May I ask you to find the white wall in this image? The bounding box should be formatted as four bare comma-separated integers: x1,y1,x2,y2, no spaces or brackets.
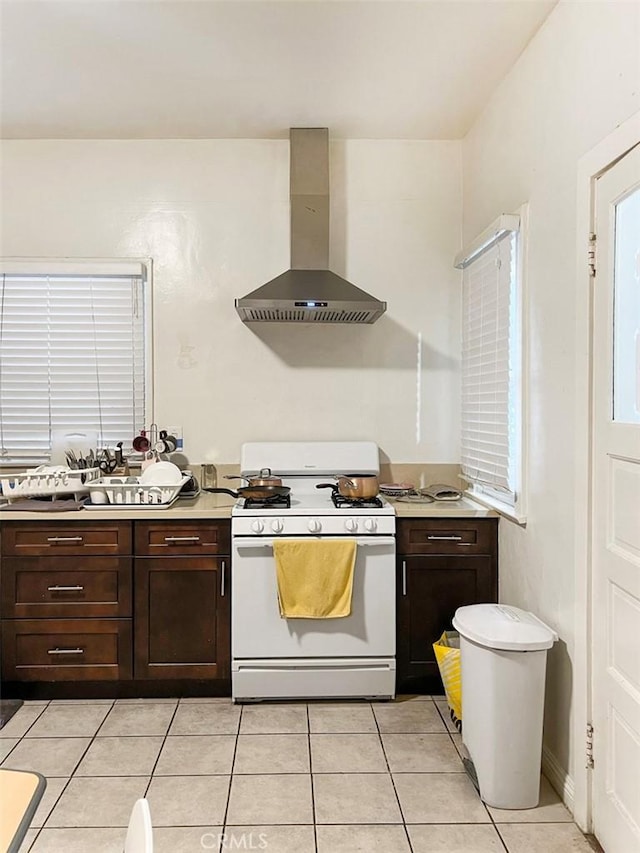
462,0,639,791
0,139,462,464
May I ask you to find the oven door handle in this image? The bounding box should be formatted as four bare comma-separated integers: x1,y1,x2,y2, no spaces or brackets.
233,537,396,549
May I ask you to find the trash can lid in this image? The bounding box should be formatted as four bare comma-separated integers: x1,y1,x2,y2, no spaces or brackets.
452,604,558,651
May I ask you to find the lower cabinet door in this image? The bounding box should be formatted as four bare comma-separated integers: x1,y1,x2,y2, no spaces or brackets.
134,556,230,680
396,554,497,691
1,619,132,681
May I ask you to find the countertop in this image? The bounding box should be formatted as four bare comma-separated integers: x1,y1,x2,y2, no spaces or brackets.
0,492,495,521
388,495,497,518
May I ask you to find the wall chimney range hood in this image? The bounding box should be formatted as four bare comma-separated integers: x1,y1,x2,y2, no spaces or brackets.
235,128,387,324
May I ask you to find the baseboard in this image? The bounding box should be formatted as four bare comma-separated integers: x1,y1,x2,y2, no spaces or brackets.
542,744,575,814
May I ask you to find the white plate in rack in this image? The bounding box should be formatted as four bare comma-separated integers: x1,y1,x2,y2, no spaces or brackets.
139,461,183,485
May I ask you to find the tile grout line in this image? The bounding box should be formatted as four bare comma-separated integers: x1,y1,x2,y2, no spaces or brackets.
493,820,513,853
375,699,416,850
68,700,117,776
5,701,48,738
219,701,243,853
482,777,512,853
143,700,182,800
306,703,318,853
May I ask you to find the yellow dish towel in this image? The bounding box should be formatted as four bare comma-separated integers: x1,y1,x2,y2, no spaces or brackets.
273,539,357,619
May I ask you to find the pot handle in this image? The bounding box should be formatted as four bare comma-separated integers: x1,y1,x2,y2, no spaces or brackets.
315,483,338,491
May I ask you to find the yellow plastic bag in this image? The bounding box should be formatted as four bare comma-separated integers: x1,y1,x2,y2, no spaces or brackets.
433,630,462,732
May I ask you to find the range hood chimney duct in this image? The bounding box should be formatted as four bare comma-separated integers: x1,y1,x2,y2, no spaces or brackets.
235,128,387,324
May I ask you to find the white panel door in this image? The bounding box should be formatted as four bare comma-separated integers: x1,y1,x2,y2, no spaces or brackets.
593,142,640,853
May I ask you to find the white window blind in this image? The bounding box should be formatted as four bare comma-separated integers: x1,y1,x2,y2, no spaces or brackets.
458,222,520,506
0,266,147,463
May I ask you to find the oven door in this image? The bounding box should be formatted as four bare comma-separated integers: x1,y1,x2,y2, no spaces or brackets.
232,536,396,659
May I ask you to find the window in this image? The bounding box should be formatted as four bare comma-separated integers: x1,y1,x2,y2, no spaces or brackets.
0,260,150,464
455,210,526,522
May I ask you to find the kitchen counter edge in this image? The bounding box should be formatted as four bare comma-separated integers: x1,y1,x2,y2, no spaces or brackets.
0,493,496,521
0,492,236,521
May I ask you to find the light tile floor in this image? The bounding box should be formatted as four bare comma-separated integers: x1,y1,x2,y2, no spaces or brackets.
0,696,597,853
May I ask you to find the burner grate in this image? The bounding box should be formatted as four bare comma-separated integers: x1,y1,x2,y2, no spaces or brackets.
243,494,291,510
331,493,384,509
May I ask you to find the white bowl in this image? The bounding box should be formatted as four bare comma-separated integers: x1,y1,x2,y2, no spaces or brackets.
139,461,183,486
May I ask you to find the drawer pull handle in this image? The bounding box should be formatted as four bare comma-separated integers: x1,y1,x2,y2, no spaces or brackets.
163,536,201,543
47,585,84,592
47,647,84,655
427,535,463,541
46,536,84,543
221,560,226,597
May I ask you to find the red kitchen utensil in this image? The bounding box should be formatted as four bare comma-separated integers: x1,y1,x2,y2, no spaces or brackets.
132,431,150,452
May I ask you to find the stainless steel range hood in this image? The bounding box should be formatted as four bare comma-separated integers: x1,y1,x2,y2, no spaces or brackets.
235,128,386,324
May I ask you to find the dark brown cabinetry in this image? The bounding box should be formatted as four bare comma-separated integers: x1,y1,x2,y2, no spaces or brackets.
1,517,231,695
134,521,230,680
1,521,133,681
396,517,498,694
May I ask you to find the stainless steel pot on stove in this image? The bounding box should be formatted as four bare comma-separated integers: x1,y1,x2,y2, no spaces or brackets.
224,467,282,487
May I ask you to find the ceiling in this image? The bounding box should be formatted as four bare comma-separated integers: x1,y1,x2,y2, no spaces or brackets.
1,0,557,140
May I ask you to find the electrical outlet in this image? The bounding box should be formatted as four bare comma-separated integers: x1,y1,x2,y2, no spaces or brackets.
165,426,183,451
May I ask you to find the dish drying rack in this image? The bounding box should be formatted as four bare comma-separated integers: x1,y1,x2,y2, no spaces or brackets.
86,475,191,508
0,467,101,502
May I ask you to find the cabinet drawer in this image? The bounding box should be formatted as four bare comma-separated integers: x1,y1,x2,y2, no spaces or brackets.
135,521,230,556
1,556,132,619
397,518,498,555
1,522,132,557
1,619,132,681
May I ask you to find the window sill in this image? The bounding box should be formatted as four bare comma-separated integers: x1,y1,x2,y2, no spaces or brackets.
464,489,527,526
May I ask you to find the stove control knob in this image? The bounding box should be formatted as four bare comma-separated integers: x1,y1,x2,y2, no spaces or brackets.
364,518,378,532
344,518,358,533
271,518,284,533
308,518,322,533
251,519,265,533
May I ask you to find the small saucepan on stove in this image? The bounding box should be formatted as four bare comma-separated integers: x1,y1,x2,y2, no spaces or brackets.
316,474,380,499
224,468,282,487
204,484,291,501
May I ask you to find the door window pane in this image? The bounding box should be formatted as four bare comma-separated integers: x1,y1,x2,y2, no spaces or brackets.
613,186,640,423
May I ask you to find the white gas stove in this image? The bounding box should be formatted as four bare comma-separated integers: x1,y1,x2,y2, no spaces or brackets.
230,441,397,702
231,440,395,536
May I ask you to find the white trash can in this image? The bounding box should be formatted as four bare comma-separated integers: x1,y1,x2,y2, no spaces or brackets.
452,603,558,809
